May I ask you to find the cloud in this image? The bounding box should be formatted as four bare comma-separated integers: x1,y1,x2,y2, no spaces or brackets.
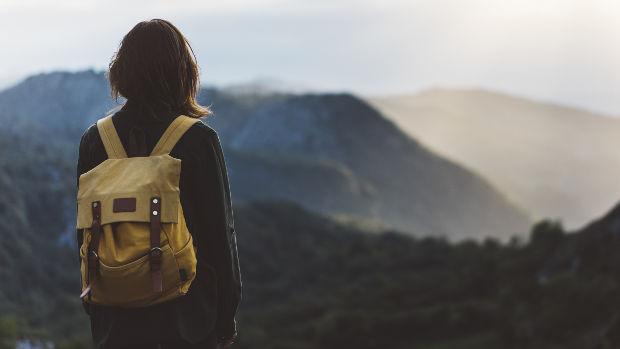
0,0,618,114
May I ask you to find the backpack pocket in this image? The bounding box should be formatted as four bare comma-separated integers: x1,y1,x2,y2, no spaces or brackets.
173,235,198,294
93,243,181,306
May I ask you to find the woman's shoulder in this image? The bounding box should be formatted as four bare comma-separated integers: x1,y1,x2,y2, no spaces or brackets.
188,117,217,135
79,122,101,149
184,117,221,145
79,111,124,149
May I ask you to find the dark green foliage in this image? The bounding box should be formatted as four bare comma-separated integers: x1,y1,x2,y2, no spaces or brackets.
230,202,620,349
0,316,23,349
3,162,620,349
0,129,88,345
1,130,620,349
233,202,505,349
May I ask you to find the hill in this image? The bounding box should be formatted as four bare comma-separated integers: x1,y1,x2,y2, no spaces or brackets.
369,89,620,228
204,90,530,239
0,70,115,136
0,71,531,239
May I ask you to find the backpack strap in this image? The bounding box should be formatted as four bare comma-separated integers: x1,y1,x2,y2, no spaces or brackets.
150,115,201,156
149,196,163,293
96,115,128,159
81,200,102,301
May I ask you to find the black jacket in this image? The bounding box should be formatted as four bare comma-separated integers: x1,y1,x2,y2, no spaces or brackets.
76,100,241,347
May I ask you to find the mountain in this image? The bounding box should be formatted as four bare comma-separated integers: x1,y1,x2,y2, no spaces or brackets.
369,89,620,229
205,90,531,239
0,71,531,239
0,70,118,136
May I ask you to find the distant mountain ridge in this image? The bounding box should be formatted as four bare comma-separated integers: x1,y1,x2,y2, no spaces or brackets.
0,70,118,134
370,89,620,229
0,70,531,239
206,91,531,238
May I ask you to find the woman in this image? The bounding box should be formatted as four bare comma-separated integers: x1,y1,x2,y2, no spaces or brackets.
76,19,241,349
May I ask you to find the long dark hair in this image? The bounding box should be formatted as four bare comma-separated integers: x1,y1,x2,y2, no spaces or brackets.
108,19,210,118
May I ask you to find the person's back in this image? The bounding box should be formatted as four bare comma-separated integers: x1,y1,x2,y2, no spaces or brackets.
75,19,241,349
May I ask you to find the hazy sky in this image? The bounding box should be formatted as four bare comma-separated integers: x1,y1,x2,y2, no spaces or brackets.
0,0,618,115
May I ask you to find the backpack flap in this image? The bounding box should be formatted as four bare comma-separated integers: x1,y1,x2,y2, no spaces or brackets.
76,155,182,228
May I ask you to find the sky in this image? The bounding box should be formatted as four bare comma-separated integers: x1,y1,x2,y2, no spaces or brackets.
0,0,619,115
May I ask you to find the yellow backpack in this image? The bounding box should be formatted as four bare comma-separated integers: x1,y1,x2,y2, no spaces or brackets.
77,114,199,307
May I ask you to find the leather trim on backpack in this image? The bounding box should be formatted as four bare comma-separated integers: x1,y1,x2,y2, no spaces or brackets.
149,196,163,293
84,201,102,300
113,197,137,212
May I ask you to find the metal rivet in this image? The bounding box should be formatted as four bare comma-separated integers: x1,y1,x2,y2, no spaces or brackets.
153,210,158,216
152,198,158,204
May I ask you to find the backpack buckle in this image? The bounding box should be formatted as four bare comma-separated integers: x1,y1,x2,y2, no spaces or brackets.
88,250,99,271
149,247,164,293
149,247,163,270
149,246,163,258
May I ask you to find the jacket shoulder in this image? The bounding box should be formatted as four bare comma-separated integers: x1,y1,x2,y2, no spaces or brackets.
189,118,217,136
79,122,101,147
80,110,123,148
183,118,220,145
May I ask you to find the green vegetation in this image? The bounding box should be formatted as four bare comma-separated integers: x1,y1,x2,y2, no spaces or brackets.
1,128,619,348
0,131,88,344
2,136,620,349
232,203,620,349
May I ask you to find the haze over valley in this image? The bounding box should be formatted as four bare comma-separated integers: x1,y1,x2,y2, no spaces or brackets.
371,90,620,229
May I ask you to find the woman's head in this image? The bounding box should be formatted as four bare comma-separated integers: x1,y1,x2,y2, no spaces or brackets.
108,19,210,117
